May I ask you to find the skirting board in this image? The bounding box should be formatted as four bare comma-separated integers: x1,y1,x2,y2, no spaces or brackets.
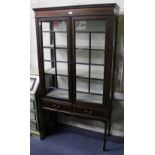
59,119,124,137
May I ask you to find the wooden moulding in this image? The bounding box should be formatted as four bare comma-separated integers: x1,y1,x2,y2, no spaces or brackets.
33,4,119,17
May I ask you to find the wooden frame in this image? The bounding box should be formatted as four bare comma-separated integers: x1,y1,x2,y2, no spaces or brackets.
33,3,119,151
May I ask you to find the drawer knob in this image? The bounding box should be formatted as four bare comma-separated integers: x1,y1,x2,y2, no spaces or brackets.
89,111,93,114
53,104,56,107
56,105,60,109
84,110,88,113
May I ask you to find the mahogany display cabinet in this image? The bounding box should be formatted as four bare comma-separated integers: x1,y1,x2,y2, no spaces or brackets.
33,3,119,150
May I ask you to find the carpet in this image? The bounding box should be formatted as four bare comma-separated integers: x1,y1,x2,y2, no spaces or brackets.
30,124,124,155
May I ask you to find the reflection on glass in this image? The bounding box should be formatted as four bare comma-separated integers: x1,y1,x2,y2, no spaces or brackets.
75,20,106,32
42,21,67,32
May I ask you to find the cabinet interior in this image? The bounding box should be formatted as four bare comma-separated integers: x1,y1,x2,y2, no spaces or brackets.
42,20,106,104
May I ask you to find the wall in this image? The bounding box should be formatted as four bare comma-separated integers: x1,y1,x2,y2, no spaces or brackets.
30,0,124,136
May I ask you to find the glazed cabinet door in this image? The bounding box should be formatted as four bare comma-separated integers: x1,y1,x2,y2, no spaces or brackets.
37,18,72,102
72,17,108,106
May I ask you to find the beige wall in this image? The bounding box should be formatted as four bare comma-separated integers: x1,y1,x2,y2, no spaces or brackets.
30,0,124,136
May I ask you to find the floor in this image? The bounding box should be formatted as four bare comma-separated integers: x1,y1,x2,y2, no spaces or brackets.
30,124,124,155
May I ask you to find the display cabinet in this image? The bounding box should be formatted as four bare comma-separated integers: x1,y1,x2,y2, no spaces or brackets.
33,3,119,150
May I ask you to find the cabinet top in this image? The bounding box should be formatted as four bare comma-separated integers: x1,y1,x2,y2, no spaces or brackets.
33,3,119,17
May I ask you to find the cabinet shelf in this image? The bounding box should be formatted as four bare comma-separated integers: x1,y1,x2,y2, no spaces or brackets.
45,68,104,80
76,31,106,33
44,60,104,66
43,31,105,33
46,89,102,104
43,44,105,51
45,87,102,96
76,48,105,51
76,44,105,51
43,45,67,49
43,31,66,33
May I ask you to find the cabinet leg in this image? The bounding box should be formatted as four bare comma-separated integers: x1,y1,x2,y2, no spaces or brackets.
103,122,108,151
108,120,111,136
108,108,112,136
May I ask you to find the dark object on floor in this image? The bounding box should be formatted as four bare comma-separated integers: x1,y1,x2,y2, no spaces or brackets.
30,125,124,155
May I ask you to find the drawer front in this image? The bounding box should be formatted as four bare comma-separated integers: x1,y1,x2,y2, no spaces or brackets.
30,122,37,130
42,101,71,112
30,112,36,120
30,100,35,110
73,106,109,119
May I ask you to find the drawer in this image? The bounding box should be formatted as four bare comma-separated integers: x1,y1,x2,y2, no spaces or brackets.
73,106,109,119
30,100,35,110
42,101,71,112
30,112,36,120
30,121,37,130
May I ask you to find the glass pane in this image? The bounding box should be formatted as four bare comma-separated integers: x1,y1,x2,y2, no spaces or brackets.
56,49,67,61
76,64,89,78
42,21,67,31
42,21,69,100
75,20,106,32
76,78,88,93
42,22,50,31
76,33,89,49
91,50,104,64
76,49,89,63
90,80,103,94
43,48,51,60
91,65,104,79
57,76,68,89
91,33,105,49
55,33,67,47
75,20,106,104
76,93,102,104
57,62,68,75
42,33,50,46
53,21,67,31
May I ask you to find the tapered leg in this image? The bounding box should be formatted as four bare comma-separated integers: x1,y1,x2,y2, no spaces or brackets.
108,108,112,136
108,120,111,136
103,122,108,151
